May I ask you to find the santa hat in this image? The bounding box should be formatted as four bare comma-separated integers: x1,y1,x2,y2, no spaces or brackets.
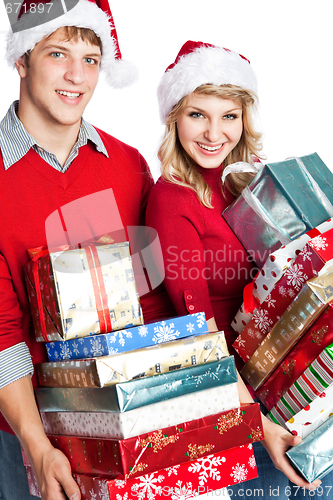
6,0,137,88
157,40,258,122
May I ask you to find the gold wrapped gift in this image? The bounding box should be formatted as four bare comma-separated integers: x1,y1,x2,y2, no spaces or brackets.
37,331,229,387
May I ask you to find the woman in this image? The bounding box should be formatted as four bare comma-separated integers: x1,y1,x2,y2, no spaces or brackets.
146,40,322,497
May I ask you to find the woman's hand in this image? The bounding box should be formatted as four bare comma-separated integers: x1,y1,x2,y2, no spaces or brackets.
261,415,321,491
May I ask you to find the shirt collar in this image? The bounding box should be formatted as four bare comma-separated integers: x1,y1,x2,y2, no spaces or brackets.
0,101,108,170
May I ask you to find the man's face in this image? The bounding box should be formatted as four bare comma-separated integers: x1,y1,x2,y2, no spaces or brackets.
17,27,101,129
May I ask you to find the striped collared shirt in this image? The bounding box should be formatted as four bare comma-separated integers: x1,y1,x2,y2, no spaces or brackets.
0,101,109,172
0,101,109,388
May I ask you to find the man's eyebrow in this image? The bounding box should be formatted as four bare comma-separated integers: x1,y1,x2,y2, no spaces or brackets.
42,44,101,58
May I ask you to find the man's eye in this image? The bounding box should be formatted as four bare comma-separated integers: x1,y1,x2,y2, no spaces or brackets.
51,52,63,58
85,58,98,65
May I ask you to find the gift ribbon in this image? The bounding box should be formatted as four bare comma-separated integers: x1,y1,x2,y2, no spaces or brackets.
84,245,112,334
221,161,261,184
243,279,260,315
28,235,114,341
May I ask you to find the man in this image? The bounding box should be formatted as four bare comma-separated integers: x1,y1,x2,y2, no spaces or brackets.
0,1,174,499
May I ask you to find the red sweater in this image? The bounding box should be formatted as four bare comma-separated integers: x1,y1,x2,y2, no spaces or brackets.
0,128,175,434
146,165,256,363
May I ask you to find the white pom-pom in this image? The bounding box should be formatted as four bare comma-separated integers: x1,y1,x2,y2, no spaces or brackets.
104,59,139,89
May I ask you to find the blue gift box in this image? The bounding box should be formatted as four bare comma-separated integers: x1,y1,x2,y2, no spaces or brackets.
45,312,207,361
35,356,237,413
223,153,333,266
286,417,333,483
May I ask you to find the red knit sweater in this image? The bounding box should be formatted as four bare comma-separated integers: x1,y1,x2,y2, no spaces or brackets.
146,165,256,364
0,128,174,434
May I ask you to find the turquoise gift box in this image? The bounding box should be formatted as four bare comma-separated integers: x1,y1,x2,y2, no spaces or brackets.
35,356,237,413
222,153,333,266
45,312,207,361
286,417,333,483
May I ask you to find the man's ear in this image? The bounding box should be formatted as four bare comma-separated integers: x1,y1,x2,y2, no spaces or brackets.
15,56,28,78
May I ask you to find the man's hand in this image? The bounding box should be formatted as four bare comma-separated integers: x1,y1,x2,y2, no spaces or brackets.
0,375,81,500
28,440,80,500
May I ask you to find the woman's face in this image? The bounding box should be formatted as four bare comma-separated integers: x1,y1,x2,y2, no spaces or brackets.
176,93,243,169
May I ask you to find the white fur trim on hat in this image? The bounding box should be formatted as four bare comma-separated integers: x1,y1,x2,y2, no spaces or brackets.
157,45,258,123
6,0,138,88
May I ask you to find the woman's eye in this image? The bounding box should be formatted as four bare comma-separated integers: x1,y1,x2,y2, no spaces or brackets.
224,114,238,120
189,112,204,118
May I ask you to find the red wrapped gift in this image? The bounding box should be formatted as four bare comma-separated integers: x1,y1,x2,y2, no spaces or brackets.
118,403,263,479
233,231,333,362
31,404,263,479
256,305,333,410
26,444,258,499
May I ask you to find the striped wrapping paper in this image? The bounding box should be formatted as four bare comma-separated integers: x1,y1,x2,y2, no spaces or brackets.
268,343,333,426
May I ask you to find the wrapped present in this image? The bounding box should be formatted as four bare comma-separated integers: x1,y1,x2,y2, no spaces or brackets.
231,218,333,334
268,343,333,426
286,417,333,483
256,306,333,410
29,405,263,479
25,241,143,342
40,382,240,440
234,229,333,362
26,443,258,499
37,331,229,388
117,403,263,479
241,271,333,391
285,384,333,439
45,312,208,361
35,356,238,413
223,153,333,267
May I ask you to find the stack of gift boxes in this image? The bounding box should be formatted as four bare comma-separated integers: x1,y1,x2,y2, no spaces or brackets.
222,152,333,483
23,240,263,499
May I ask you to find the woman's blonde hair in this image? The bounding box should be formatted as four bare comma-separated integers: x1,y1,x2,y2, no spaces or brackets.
158,84,264,208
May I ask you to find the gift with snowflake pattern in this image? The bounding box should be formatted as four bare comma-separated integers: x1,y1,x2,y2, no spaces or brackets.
25,443,258,499
223,153,333,267
37,331,229,388
233,228,333,362
231,218,333,335
35,357,238,413
45,312,208,362
241,270,333,391
256,305,333,410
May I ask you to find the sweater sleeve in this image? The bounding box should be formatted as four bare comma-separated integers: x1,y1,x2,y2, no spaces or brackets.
146,181,215,321
0,253,25,351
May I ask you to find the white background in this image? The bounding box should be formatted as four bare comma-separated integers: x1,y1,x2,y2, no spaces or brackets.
0,0,332,180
